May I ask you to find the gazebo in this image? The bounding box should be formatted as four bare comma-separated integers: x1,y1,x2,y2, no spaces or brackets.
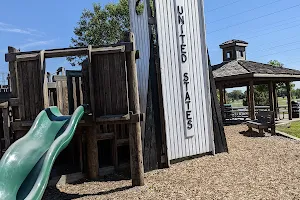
212,40,300,121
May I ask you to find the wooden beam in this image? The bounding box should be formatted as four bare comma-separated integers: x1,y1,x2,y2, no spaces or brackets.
88,45,95,118
218,85,225,120
124,32,144,186
268,81,274,112
45,48,88,58
95,132,115,141
268,81,276,135
91,46,125,55
8,47,20,120
249,80,255,120
117,139,129,147
3,107,10,149
5,43,134,62
223,88,227,104
273,83,278,119
286,82,292,120
86,125,99,180
247,86,251,118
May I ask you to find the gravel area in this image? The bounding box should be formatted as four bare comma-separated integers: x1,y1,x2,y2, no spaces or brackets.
43,125,300,200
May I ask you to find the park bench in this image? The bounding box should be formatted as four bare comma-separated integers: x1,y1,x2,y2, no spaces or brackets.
246,111,275,135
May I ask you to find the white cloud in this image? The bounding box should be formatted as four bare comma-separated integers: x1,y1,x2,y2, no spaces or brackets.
0,22,45,36
18,39,57,50
0,27,32,34
0,22,10,26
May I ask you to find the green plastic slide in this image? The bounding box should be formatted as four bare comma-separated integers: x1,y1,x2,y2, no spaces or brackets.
0,105,86,200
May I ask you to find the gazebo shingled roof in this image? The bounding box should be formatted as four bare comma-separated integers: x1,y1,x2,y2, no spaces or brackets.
212,60,300,85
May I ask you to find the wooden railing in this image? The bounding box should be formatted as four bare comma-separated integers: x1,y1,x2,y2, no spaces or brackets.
47,70,83,115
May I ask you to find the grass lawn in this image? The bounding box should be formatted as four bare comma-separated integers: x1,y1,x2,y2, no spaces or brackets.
277,121,300,138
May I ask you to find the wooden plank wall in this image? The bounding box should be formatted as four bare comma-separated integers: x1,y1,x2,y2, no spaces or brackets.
155,0,214,160
90,53,129,117
129,0,151,132
17,60,44,121
0,103,11,158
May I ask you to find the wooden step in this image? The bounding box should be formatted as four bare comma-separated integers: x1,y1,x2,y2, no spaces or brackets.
95,132,114,141
117,139,129,146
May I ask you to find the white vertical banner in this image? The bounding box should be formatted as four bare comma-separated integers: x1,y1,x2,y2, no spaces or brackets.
154,0,214,160
176,0,195,138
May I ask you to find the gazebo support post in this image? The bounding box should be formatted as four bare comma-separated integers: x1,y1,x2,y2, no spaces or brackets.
219,85,225,120
249,81,255,120
268,81,274,112
247,86,250,118
286,82,292,120
223,88,227,104
273,82,278,120
268,81,276,135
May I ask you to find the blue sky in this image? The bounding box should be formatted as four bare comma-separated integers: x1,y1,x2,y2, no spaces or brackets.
1,0,300,87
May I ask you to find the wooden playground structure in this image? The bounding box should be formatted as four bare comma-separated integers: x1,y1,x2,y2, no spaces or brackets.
1,33,146,186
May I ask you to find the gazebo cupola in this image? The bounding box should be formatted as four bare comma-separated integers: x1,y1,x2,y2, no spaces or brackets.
220,39,248,61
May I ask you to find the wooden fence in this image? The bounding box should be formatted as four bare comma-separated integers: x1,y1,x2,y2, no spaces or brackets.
47,70,83,115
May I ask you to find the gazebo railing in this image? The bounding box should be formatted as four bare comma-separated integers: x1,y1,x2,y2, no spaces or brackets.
223,105,293,120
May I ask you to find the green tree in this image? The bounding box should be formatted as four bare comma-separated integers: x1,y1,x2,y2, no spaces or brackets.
68,0,130,66
227,90,244,101
268,60,284,67
293,88,300,99
250,60,295,105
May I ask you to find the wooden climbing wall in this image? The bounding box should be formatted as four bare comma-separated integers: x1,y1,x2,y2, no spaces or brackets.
89,52,129,117
17,59,45,121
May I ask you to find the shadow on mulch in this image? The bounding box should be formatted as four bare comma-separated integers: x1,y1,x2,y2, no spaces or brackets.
240,130,266,137
224,120,247,126
43,173,132,200
43,185,133,200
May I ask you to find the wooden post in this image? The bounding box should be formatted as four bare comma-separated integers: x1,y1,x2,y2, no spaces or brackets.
86,125,99,180
247,86,251,118
286,82,292,120
219,85,225,120
40,50,49,108
268,81,274,112
268,82,276,135
273,83,278,119
223,88,227,104
249,81,255,120
124,32,145,186
3,107,10,149
8,46,19,119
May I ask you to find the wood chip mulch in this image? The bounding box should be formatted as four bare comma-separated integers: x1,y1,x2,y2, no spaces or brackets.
43,124,300,200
